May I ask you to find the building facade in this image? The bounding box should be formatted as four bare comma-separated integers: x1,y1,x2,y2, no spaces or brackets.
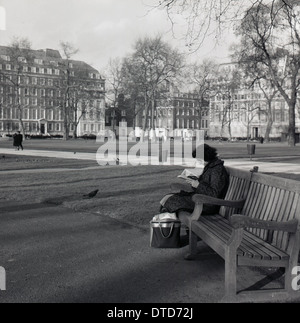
134,92,210,139
208,62,300,140
0,46,105,137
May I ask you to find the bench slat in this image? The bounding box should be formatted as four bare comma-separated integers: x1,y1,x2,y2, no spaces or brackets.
196,215,289,261
219,217,286,261
198,216,288,261
272,191,293,248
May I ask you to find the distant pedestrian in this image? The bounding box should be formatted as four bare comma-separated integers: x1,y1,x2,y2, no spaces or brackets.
13,131,24,151
260,136,264,144
13,133,18,150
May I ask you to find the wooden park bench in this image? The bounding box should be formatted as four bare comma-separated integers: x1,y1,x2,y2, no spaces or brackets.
172,167,300,302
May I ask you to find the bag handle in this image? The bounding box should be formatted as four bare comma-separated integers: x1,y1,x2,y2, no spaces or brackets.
159,222,174,239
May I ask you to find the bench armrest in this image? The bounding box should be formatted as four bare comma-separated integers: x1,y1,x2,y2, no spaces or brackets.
192,194,246,209
230,215,299,233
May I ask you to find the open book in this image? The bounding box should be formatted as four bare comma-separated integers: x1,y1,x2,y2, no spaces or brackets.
177,168,204,180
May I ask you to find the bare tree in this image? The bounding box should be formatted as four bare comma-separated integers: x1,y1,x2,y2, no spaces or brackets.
232,41,279,142
123,36,184,140
210,67,242,139
0,37,32,138
104,58,125,133
257,80,278,142
58,41,79,140
153,0,252,52
236,0,300,146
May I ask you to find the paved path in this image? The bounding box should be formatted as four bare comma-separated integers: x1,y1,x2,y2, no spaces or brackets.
1,148,300,174
1,201,298,303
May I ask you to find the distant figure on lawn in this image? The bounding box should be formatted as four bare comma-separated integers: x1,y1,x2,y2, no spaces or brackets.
13,131,24,151
160,144,229,216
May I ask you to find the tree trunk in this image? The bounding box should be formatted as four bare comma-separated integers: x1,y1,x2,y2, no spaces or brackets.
288,101,296,146
63,105,70,141
17,106,26,140
73,123,77,139
150,97,157,142
264,106,273,143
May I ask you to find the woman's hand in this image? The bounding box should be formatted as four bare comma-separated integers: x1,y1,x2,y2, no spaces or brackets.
186,178,199,189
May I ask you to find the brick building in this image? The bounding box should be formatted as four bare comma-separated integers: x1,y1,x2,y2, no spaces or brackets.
134,92,210,139
0,46,105,137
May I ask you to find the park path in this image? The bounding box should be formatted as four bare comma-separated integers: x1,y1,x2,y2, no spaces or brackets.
1,200,298,303
1,148,300,174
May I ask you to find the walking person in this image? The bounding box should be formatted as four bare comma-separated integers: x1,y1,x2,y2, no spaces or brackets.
13,131,24,151
12,133,18,151
17,131,24,150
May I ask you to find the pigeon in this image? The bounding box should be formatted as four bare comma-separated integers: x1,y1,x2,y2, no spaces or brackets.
83,189,99,199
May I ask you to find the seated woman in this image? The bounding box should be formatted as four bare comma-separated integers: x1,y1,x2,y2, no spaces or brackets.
160,144,229,216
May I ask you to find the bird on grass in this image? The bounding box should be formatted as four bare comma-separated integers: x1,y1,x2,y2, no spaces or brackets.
83,189,99,199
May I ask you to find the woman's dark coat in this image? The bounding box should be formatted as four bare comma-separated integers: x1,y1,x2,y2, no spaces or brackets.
163,158,229,215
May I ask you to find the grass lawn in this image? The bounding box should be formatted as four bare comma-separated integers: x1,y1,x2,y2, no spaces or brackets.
2,138,300,159
0,154,98,171
0,164,184,228
1,154,300,228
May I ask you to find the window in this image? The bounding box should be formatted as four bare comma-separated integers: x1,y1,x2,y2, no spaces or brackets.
55,69,60,75
23,66,28,73
32,77,37,85
34,58,43,65
31,67,36,73
48,79,53,86
0,55,10,61
6,64,11,70
24,109,28,119
41,89,45,97
47,68,52,75
40,78,45,86
32,88,37,96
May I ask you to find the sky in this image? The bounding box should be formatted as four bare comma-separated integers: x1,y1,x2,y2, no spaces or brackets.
0,0,235,75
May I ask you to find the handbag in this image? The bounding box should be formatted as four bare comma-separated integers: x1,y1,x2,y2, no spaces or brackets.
150,213,181,249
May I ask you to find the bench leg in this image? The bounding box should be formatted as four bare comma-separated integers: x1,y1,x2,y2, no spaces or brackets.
285,232,300,293
223,254,238,302
184,230,198,261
